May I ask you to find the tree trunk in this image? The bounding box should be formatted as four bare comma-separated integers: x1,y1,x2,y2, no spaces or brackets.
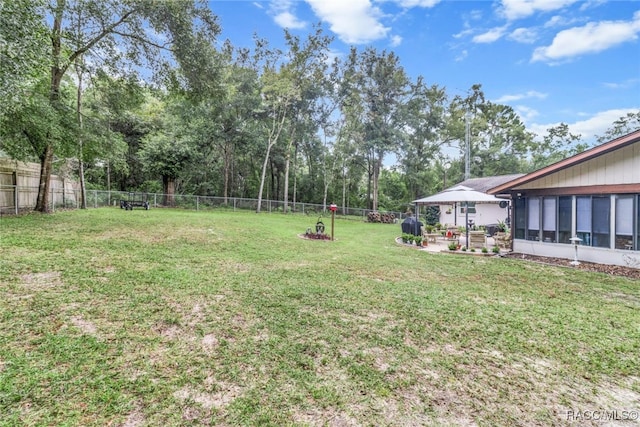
372,153,383,211
292,142,298,212
76,57,87,209
257,109,287,213
223,139,231,204
163,176,176,206
36,144,55,212
283,128,295,214
256,143,271,213
342,161,347,213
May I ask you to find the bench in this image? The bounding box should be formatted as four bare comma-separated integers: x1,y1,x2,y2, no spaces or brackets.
120,193,150,210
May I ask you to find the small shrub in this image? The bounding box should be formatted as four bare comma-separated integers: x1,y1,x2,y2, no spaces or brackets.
492,245,500,254
470,248,476,252
462,246,467,252
481,247,488,253
448,242,458,251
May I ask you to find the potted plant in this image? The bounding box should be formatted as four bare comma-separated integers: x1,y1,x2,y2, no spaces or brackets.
402,233,411,243
414,235,423,246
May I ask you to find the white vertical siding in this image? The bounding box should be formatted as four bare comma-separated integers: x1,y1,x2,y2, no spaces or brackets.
516,141,640,189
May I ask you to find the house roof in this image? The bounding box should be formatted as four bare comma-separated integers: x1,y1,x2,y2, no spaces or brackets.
449,174,525,194
487,129,640,194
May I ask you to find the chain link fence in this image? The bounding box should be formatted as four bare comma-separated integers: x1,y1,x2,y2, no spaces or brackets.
1,186,404,222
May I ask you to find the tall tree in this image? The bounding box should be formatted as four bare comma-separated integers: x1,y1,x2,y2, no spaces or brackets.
344,47,409,210
596,111,640,143
530,123,587,170
0,0,49,117
26,0,219,212
138,96,194,206
399,77,447,199
253,37,300,213
280,27,332,212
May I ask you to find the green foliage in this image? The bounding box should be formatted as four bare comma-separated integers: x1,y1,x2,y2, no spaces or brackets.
596,111,640,143
0,77,76,162
0,0,49,114
530,123,587,171
1,1,635,214
423,205,440,226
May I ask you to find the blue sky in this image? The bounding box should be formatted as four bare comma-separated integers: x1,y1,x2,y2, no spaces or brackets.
209,0,639,146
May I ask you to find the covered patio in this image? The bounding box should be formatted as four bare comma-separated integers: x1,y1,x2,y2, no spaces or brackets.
412,185,506,250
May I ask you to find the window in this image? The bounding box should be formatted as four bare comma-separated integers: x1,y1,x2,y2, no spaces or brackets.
592,196,610,248
542,198,557,242
558,196,572,244
514,197,525,240
576,196,591,246
615,196,633,250
460,202,476,214
527,197,540,241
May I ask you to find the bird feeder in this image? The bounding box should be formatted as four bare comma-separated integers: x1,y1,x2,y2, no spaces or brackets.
569,236,582,265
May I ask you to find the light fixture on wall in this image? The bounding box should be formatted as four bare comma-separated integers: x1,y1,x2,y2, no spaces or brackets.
569,236,582,265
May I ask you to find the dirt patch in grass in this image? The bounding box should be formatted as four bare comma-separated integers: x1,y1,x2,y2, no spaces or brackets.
121,405,145,427
20,271,62,288
173,381,242,412
292,408,359,426
505,253,640,279
70,316,98,336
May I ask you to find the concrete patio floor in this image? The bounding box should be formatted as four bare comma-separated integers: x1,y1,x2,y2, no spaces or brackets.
397,235,507,254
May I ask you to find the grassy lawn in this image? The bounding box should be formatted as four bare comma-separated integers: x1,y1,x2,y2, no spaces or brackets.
1,208,639,426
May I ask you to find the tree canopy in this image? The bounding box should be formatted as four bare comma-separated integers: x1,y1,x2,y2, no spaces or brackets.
1,2,638,214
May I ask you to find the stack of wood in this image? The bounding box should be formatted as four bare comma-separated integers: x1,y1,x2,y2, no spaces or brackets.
367,212,396,223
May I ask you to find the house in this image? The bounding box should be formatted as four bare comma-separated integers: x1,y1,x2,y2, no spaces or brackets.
438,174,524,229
488,130,640,269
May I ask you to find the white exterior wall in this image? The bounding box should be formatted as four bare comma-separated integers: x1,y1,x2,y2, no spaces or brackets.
513,240,640,269
511,138,640,268
439,203,509,227
517,142,640,190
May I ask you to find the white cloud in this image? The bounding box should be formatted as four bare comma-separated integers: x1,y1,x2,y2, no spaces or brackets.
472,26,508,43
514,105,540,122
453,28,474,39
499,0,578,21
494,90,548,103
274,11,307,29
393,0,441,7
306,0,390,44
252,2,264,9
532,12,640,63
508,27,538,43
543,15,583,28
455,49,468,62
270,0,307,29
602,78,640,90
529,108,639,142
579,0,607,12
390,34,403,47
